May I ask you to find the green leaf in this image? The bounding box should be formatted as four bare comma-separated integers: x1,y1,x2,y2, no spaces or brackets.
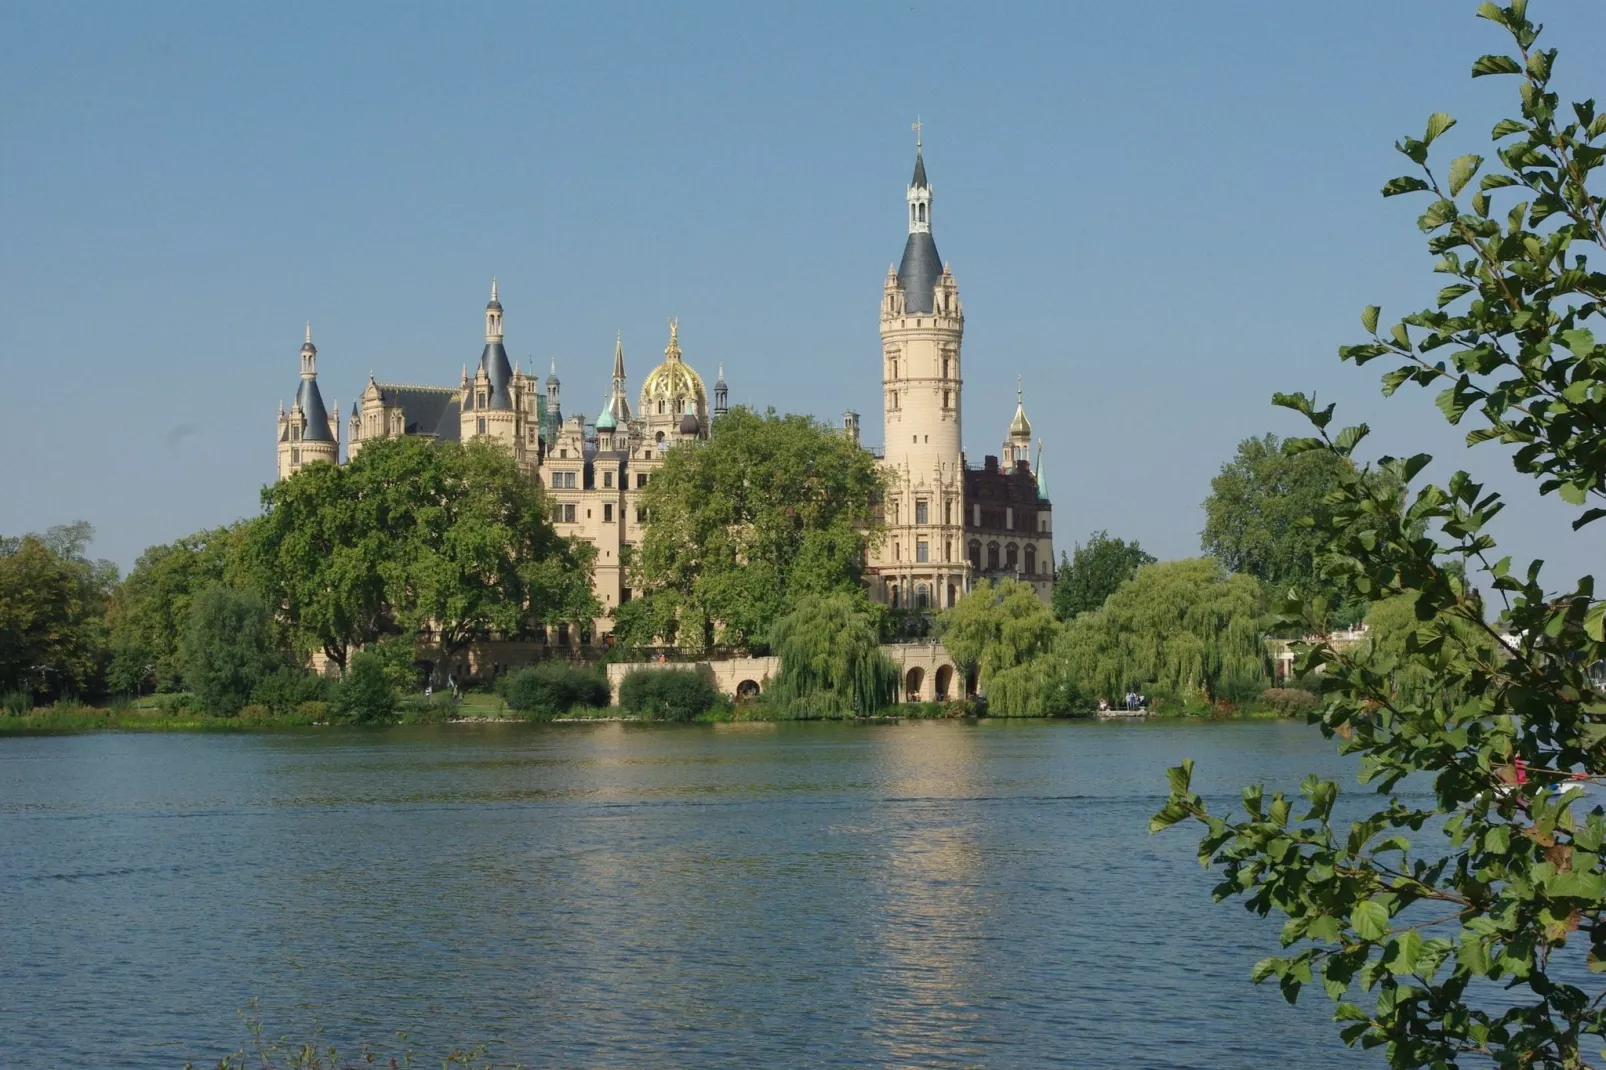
1166,759,1194,795
1585,603,1606,643
1447,154,1483,196
1389,930,1425,976
1573,508,1606,531
1424,112,1457,143
1361,305,1380,334
1471,54,1524,77
1560,482,1589,506
1352,899,1390,942
1459,934,1490,975
1561,329,1597,359
1382,176,1430,198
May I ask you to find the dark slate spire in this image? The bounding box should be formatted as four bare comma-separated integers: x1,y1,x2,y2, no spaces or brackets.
480,280,513,410
896,122,942,314
295,325,335,442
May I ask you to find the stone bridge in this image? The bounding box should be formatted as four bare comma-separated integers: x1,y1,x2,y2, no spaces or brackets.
606,642,963,705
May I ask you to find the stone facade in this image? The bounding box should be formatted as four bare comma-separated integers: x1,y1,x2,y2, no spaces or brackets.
272,136,1054,641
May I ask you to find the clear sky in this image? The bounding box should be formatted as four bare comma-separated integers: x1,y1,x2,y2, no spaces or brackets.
2,1,1601,586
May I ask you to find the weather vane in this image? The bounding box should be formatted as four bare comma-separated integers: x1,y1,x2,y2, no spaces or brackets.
911,116,922,151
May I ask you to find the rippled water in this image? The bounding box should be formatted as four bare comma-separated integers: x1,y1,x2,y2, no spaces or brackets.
0,720,1382,1068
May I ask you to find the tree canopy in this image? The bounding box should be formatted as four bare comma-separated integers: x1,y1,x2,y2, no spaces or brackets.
617,406,884,654
248,436,596,674
1157,8,1606,1066
1201,433,1351,601
1056,558,1266,706
0,523,117,699
767,592,899,718
1052,530,1155,621
937,579,1062,714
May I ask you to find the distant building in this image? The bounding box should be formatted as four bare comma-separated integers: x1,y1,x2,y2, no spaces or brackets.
270,134,1054,638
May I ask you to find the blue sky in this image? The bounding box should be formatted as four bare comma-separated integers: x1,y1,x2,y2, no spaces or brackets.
2,1,1601,586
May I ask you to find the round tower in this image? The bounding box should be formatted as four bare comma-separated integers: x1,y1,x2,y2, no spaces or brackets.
873,126,968,613
277,323,338,480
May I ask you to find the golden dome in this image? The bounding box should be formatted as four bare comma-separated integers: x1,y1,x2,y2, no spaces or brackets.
1008,377,1031,439
639,319,708,416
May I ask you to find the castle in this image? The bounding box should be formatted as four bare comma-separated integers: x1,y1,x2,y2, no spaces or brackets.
275,137,1053,639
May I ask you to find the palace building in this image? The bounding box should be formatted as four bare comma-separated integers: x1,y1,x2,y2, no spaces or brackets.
273,137,1052,637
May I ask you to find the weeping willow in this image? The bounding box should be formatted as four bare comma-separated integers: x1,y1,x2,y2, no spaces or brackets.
767,593,899,717
1056,558,1267,705
936,580,1063,714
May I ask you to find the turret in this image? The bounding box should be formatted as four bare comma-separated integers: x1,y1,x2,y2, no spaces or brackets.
1003,376,1032,468
714,363,728,418
276,324,338,480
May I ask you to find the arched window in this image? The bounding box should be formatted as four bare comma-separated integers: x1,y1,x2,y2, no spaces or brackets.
918,203,926,223
1024,545,1037,575
891,586,900,609
947,583,957,608
969,540,981,570
655,431,665,443
1006,543,1019,571
987,542,1000,570
916,584,929,609
910,205,917,226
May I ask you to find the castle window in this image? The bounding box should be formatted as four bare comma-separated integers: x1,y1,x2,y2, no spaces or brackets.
948,584,957,608
944,501,952,525
987,542,1000,570
942,357,950,378
915,500,928,525
603,471,614,488
477,418,486,435
916,583,929,609
563,504,576,523
942,391,950,410
1006,507,1014,530
969,541,981,570
1006,543,1019,571
893,542,900,562
551,504,563,524
636,506,646,523
916,540,928,563
637,473,648,489
604,504,614,523
291,448,300,465
560,449,567,458
551,473,562,488
945,539,951,562
564,471,576,489
658,400,664,414
918,203,926,223
1024,545,1037,575
891,359,897,379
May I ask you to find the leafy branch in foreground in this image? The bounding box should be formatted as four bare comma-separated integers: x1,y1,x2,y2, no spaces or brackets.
1155,4,1606,1068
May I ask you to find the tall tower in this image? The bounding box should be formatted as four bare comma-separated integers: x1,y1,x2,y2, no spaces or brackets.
872,125,968,613
461,279,524,457
276,323,339,480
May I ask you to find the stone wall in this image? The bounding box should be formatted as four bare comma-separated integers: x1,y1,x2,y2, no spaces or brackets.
604,642,963,706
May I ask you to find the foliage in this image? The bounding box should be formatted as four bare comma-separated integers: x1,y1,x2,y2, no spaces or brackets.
1360,593,1506,705
1156,9,1606,1067
498,663,610,718
0,523,118,700
179,586,281,717
1052,530,1155,622
1056,559,1267,706
249,666,331,716
617,407,885,654
105,524,246,694
248,437,597,674
328,650,396,724
617,667,722,722
936,579,1063,714
3,689,30,716
1200,434,1354,609
1257,687,1321,718
766,592,900,718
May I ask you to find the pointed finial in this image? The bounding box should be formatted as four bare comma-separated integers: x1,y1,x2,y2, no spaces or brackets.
305,321,312,345
550,357,557,375
1017,374,1023,404
912,116,922,151
491,276,498,301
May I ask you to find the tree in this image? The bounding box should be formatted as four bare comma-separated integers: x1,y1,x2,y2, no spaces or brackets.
1052,530,1156,621
105,524,247,694
329,649,396,724
619,407,885,654
0,523,117,699
936,579,1062,714
767,592,900,717
1056,558,1266,707
181,586,280,716
247,437,596,675
1201,433,1351,601
617,667,722,722
1156,9,1606,1066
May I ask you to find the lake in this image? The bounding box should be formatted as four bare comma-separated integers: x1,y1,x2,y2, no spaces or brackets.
0,719,1383,1068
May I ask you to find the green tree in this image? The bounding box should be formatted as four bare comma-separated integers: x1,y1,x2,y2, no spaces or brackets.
617,667,722,722
181,585,280,716
105,524,247,693
1052,530,1156,621
248,437,596,675
1201,433,1351,601
936,579,1061,714
767,592,900,717
0,523,117,699
1056,558,1266,707
1156,9,1606,1066
329,649,396,724
619,407,884,653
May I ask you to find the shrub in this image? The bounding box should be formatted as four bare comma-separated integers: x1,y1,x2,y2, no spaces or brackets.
236,703,271,723
291,700,328,724
250,666,331,715
2,690,30,716
498,663,610,718
617,667,721,722
157,693,198,716
400,692,459,724
1258,686,1320,718
180,586,280,716
329,651,397,724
